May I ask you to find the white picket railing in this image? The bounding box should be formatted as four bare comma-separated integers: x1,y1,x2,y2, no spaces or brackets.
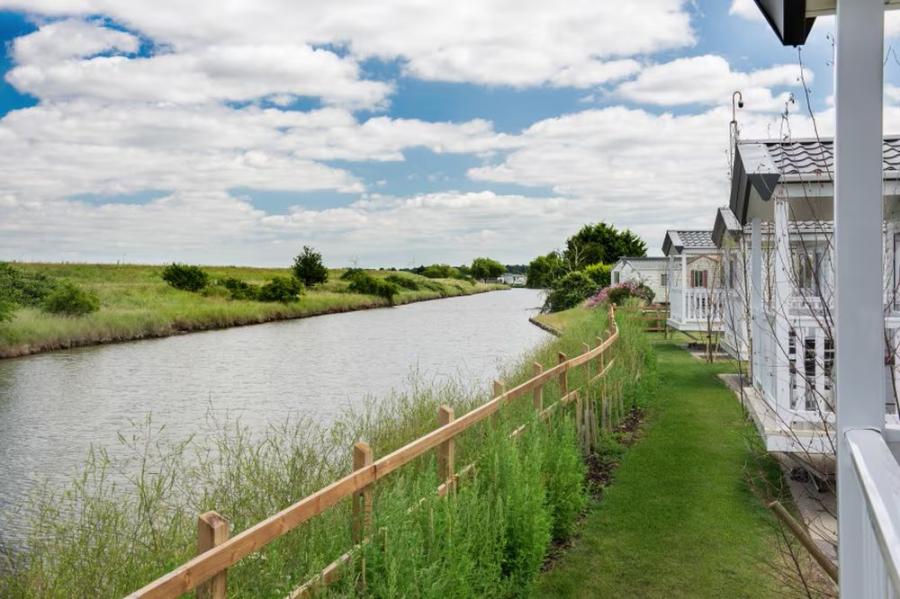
669,287,724,324
845,428,900,597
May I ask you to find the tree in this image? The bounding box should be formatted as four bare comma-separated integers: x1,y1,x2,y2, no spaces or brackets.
526,252,564,289
563,223,647,269
292,246,328,287
470,257,505,281
583,263,612,288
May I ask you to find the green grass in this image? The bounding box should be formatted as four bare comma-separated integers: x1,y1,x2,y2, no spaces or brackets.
0,263,505,357
534,337,790,598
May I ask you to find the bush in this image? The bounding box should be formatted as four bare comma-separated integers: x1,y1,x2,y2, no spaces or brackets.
586,281,655,307
161,263,209,292
348,272,400,303
0,262,58,306
292,246,328,287
385,274,420,290
258,277,302,303
42,282,100,316
583,263,612,288
543,271,598,312
218,277,259,301
0,299,15,322
340,268,364,281
421,264,459,279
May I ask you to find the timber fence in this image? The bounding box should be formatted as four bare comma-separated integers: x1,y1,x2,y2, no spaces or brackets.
126,304,628,599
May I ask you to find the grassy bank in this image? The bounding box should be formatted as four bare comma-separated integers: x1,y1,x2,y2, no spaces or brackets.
534,336,793,598
0,263,505,358
0,305,655,598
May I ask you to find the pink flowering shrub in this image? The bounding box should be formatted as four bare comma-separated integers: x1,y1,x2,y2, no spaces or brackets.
585,280,654,307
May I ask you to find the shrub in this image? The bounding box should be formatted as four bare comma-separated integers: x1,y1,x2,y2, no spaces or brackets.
421,264,459,279
385,274,420,290
340,268,364,281
161,263,209,292
586,280,655,307
42,282,100,316
583,263,612,288
543,271,597,312
218,277,259,301
292,246,328,287
0,299,15,322
258,277,302,303
348,272,400,303
0,262,58,306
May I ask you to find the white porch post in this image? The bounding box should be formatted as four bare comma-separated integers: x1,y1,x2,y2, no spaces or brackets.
751,218,762,387
681,253,688,319
834,0,885,595
774,198,792,418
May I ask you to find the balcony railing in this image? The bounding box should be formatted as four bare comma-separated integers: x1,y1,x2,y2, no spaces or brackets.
845,428,900,596
669,287,724,324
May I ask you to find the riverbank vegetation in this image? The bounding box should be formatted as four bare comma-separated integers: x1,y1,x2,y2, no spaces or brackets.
527,222,650,312
0,303,655,598
0,262,505,358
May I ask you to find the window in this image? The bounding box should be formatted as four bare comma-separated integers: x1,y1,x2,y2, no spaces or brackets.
612,272,620,284
660,273,668,286
690,270,708,288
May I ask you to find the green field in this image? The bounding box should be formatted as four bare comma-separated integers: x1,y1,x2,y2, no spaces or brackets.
0,263,505,358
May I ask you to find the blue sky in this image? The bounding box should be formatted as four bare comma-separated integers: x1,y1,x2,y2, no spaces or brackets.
0,1,897,266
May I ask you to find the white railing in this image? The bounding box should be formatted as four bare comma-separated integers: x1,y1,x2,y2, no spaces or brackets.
845,428,900,596
669,287,724,324
753,311,778,408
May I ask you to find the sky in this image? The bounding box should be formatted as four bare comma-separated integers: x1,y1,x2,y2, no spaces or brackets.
2,1,900,267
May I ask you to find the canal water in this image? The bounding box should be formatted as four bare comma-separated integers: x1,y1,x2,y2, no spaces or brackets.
0,289,549,542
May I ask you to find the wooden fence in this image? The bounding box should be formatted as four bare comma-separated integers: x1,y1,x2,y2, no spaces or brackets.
639,305,668,335
126,305,624,599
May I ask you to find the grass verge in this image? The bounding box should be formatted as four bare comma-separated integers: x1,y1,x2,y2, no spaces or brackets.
0,263,506,358
533,336,794,598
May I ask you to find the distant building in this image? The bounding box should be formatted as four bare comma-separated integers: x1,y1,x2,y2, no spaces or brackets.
497,273,527,286
610,257,669,303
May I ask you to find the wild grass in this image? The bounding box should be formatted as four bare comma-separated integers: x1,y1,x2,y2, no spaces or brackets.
0,264,505,357
0,304,654,598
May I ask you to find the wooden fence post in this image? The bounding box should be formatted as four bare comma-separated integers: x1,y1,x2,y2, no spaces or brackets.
493,380,505,398
533,362,544,411
596,335,605,373
197,511,229,599
582,342,591,379
575,392,585,453
351,442,373,545
437,406,455,491
558,352,568,398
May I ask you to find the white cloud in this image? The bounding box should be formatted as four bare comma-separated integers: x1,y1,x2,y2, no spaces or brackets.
8,21,391,109
0,1,695,88
729,0,764,22
0,190,586,266
615,55,809,111
0,101,519,200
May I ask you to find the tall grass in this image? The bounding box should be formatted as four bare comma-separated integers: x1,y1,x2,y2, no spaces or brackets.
0,264,505,357
0,304,655,598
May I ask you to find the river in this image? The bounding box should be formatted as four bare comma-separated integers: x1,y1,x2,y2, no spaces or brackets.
0,289,549,542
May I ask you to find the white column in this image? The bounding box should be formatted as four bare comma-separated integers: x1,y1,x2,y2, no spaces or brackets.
751,218,762,385
834,0,885,595
774,198,792,417
681,253,688,320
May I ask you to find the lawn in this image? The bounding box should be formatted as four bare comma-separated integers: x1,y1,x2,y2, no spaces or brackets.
534,337,792,598
0,263,505,357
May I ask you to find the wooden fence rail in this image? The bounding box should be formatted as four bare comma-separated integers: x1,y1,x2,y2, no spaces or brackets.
126,305,623,599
